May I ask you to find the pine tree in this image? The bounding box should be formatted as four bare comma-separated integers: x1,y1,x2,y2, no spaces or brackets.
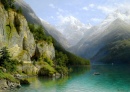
0,47,10,66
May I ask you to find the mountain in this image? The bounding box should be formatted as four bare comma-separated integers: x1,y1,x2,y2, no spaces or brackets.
40,19,70,49
14,0,42,25
71,10,130,64
15,0,71,49
56,16,92,46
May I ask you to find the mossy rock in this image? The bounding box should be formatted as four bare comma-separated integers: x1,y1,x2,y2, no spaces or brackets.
38,63,56,77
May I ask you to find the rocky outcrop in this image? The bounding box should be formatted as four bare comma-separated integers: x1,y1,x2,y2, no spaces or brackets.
37,41,55,60
0,4,55,62
0,3,35,62
17,64,39,75
0,79,21,90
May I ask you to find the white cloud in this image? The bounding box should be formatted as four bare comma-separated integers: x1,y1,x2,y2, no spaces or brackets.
89,4,95,8
97,6,115,14
97,3,130,14
82,4,95,11
91,18,103,22
82,7,88,11
49,4,55,8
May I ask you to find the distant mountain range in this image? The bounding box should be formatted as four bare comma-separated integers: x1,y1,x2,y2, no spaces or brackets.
70,10,130,64
56,16,92,46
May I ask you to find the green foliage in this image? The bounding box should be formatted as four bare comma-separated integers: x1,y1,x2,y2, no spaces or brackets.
66,53,90,65
44,57,53,66
28,23,53,44
55,51,68,66
0,47,19,73
16,7,22,14
1,0,15,10
53,39,90,65
54,51,69,75
38,62,56,77
55,66,68,75
0,47,10,66
0,71,18,82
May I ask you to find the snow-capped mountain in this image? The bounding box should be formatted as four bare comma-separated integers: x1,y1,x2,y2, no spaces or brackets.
70,10,130,64
84,10,130,38
56,16,92,46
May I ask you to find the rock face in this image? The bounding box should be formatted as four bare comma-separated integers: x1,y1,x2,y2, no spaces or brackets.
37,41,55,60
0,79,20,90
17,64,39,75
0,4,55,62
0,4,35,62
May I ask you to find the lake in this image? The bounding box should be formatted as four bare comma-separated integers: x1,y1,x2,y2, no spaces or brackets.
12,65,130,92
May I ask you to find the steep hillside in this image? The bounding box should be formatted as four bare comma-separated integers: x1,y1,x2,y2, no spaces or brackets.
92,39,130,64
14,0,42,25
40,19,70,49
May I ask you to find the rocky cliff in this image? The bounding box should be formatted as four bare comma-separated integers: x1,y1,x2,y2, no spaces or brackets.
0,3,55,62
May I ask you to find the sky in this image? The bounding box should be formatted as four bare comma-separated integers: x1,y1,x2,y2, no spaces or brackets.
24,0,130,26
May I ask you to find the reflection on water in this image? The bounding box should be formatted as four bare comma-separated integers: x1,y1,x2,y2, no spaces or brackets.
11,65,130,92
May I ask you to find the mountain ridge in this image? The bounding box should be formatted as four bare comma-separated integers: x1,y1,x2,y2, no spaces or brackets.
70,14,130,64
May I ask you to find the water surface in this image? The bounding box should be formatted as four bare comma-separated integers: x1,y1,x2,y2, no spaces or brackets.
12,65,130,92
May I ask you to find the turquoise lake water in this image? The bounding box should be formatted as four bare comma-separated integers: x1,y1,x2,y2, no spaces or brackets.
12,65,130,92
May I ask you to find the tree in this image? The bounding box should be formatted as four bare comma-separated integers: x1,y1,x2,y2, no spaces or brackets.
17,7,22,14
8,0,15,7
0,47,18,72
55,51,68,66
1,0,15,10
0,47,10,66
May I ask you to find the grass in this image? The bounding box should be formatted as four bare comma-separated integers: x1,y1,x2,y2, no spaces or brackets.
0,71,18,82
